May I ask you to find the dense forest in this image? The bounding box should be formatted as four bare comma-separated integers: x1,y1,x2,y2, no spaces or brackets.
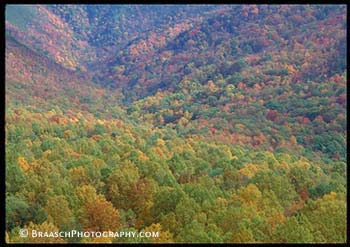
5,5,346,243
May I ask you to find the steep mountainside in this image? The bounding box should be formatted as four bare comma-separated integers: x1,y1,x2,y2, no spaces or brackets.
6,5,346,161
6,5,346,92
6,5,217,72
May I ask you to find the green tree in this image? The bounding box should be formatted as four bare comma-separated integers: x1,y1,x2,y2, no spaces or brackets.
272,215,314,243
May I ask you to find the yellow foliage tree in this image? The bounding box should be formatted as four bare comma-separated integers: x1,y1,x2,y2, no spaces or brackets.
239,184,262,206
17,157,30,172
239,163,260,179
76,185,121,232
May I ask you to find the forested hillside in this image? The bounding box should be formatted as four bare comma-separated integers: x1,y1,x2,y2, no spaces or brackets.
5,4,346,243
